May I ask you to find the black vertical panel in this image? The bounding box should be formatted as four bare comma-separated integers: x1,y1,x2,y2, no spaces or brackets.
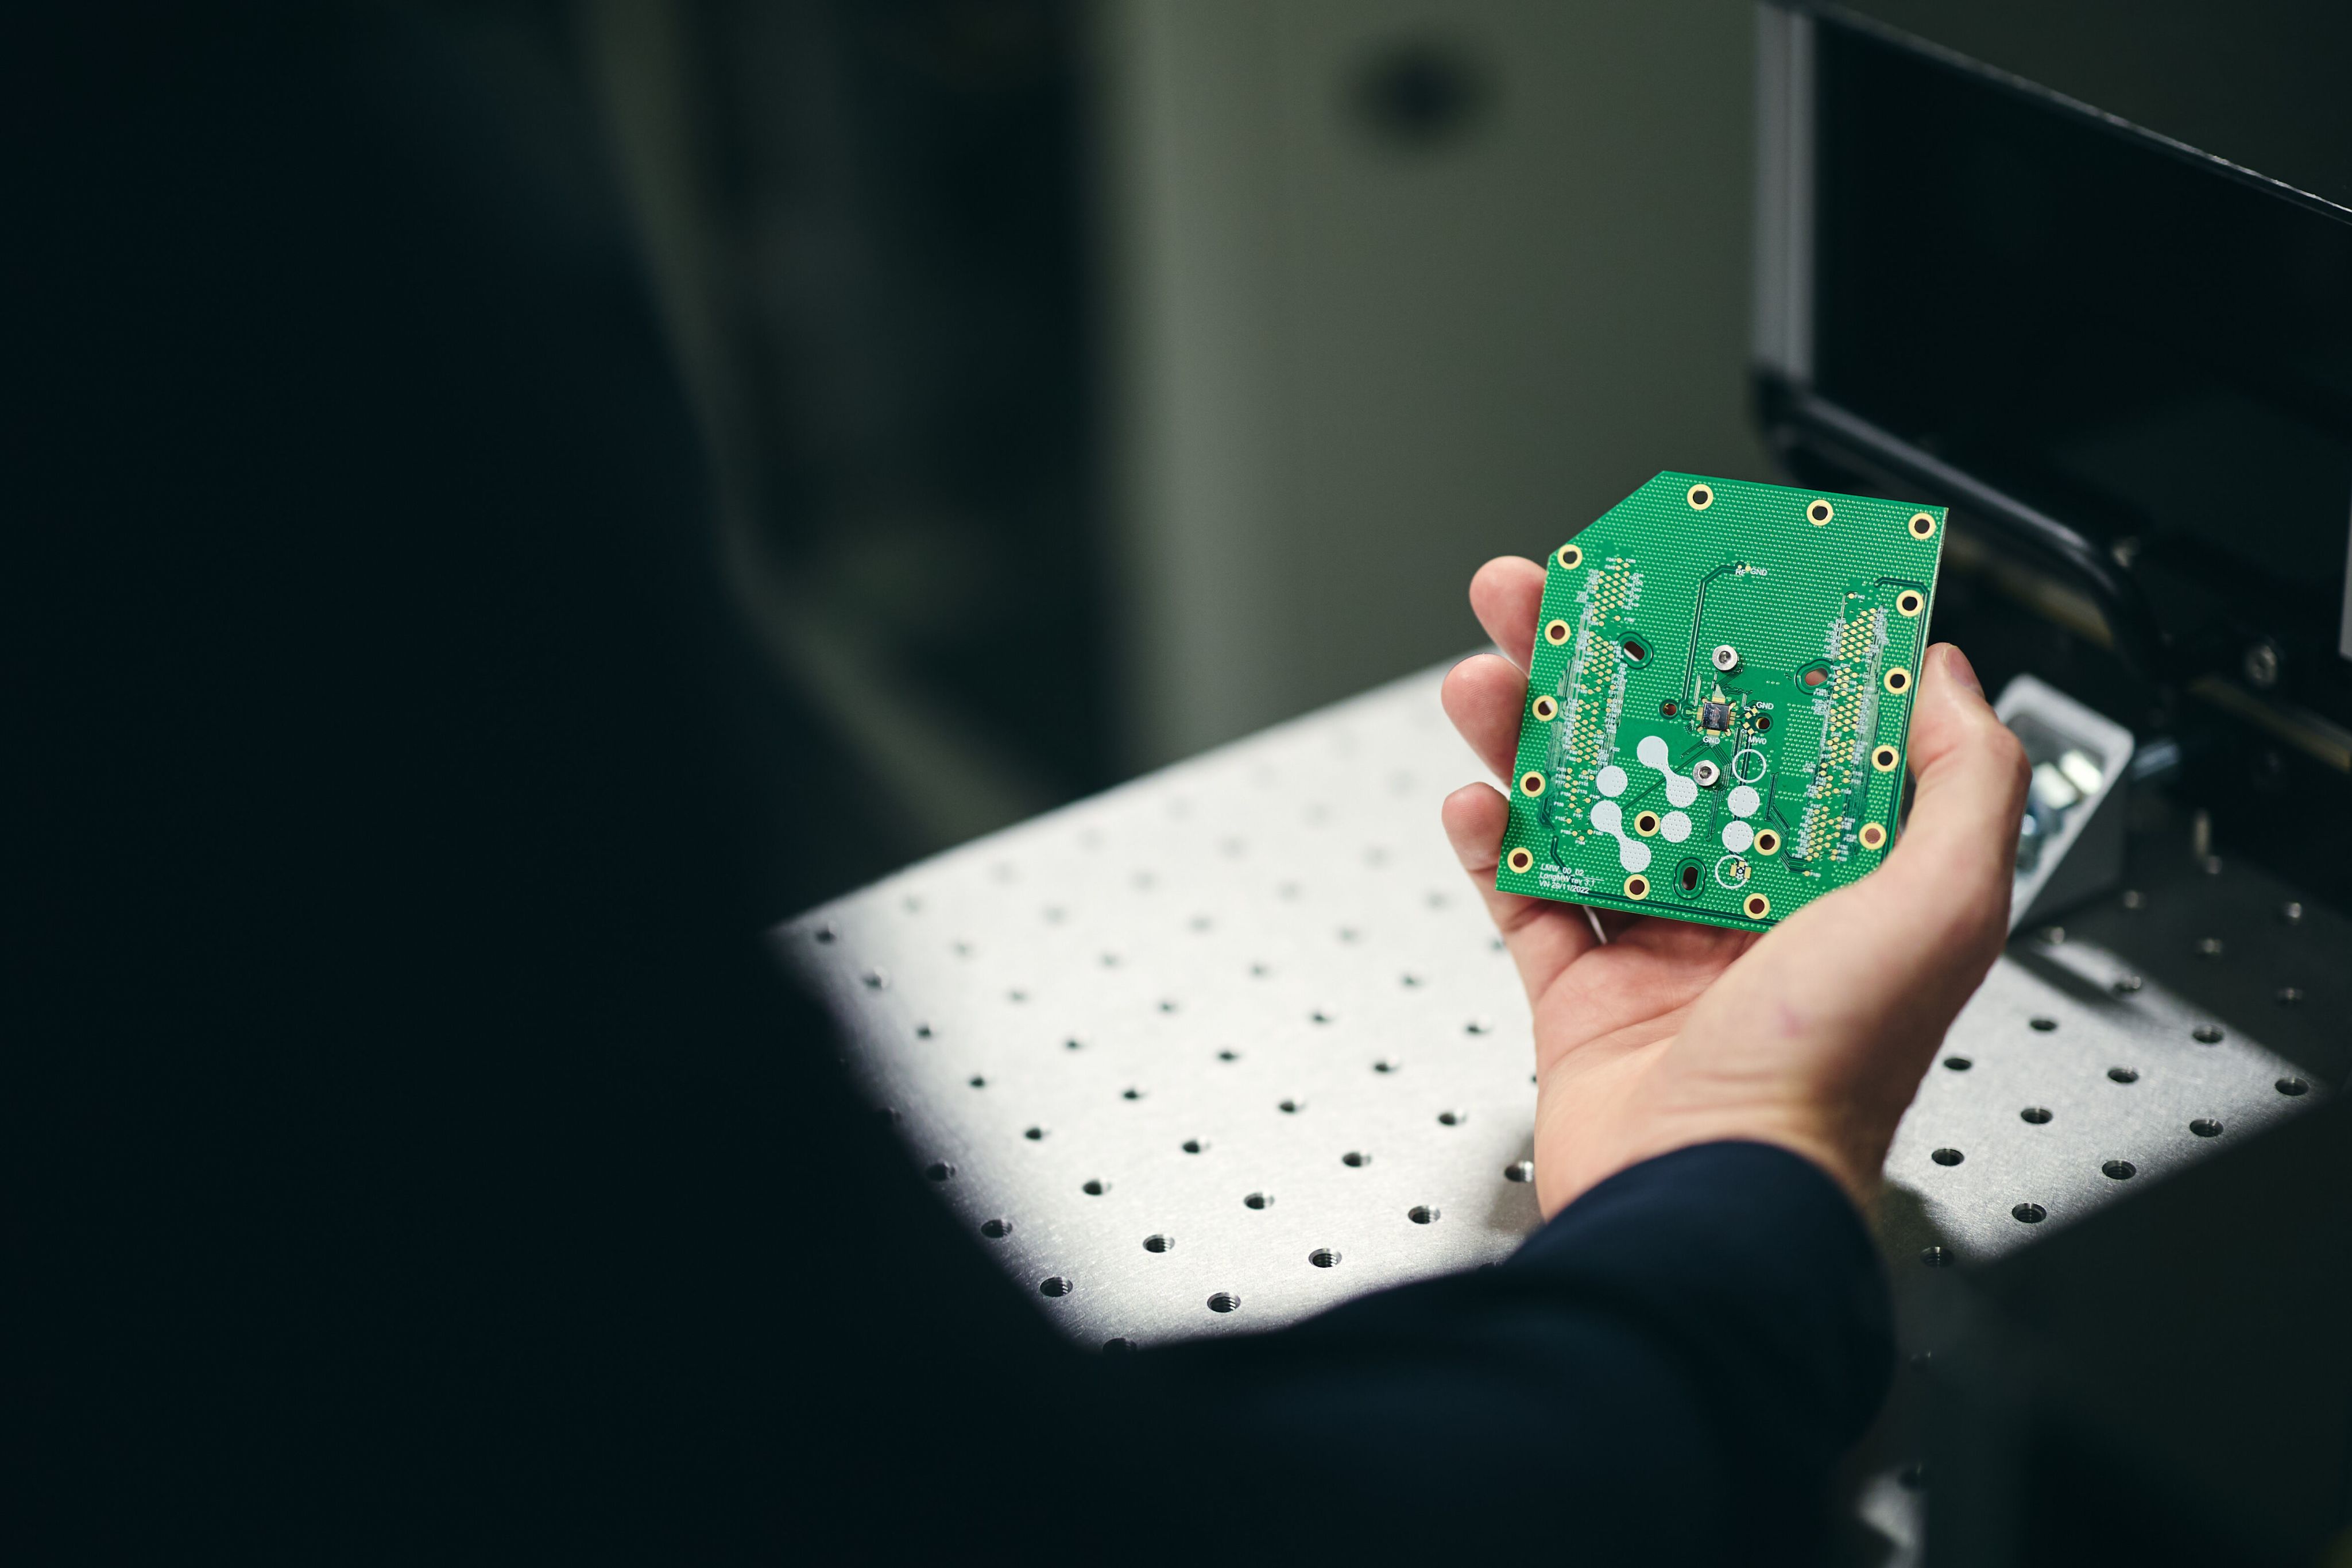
1810,22,2352,664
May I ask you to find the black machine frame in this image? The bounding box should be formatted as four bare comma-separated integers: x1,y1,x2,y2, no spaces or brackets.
1750,4,2352,783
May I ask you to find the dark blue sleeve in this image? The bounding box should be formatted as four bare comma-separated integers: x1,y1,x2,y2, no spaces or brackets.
1127,1141,1891,1563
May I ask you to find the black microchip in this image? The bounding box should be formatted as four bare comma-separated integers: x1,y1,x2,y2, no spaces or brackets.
1700,700,1730,730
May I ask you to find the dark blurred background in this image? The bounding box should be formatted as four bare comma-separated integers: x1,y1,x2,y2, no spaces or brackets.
427,0,1769,904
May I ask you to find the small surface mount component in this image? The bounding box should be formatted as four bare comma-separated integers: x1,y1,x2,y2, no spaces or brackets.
1498,471,1947,931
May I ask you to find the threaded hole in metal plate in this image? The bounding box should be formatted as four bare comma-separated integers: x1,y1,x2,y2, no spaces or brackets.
1408,1205,1440,1224
980,1218,1013,1238
1243,1191,1272,1210
1931,1148,1963,1167
1309,1248,1340,1268
2021,1106,2053,1124
2279,1077,2311,1096
1341,1151,1371,1168
1206,1292,1240,1314
2102,1160,2136,1180
1943,1056,1972,1071
1082,1178,1109,1195
1039,1276,1072,1298
2011,1203,2047,1224
2108,1067,2140,1084
1181,1139,1208,1154
1437,1110,1464,1126
1143,1234,1174,1253
1920,1245,1952,1268
2191,1025,2223,1044
1504,1160,1534,1182
2190,1118,2223,1137
2029,1017,2057,1032
925,1161,956,1182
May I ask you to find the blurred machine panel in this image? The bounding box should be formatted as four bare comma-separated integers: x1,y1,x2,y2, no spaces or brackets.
1099,0,1768,766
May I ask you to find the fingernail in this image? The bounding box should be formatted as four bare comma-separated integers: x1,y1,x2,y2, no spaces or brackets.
1937,643,1982,696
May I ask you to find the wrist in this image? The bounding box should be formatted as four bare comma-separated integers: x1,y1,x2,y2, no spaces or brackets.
1533,1100,1875,1219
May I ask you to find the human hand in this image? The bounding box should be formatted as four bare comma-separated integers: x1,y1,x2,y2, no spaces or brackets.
1441,556,2029,1216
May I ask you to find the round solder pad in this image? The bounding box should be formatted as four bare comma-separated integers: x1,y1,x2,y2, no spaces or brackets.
1544,618,1571,646
1634,811,1660,837
1743,893,1772,919
1753,828,1781,855
1624,874,1650,900
1686,483,1713,510
1883,667,1911,695
1896,589,1925,617
1531,694,1558,721
1806,498,1834,526
1872,744,1900,772
1557,544,1583,570
1506,846,1535,873
1860,822,1888,850
1518,771,1546,797
1909,512,1937,539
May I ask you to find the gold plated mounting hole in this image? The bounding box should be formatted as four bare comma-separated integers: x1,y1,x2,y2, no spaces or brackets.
1557,544,1583,570
1883,667,1911,694
1506,846,1535,874
1860,823,1887,851
1531,695,1558,721
1544,618,1570,646
1624,874,1650,900
1686,483,1713,510
1872,744,1900,772
1896,590,1924,618
1754,829,1780,855
1909,512,1937,539
1806,498,1834,526
1634,811,1660,837
1518,771,1546,797
1743,893,1771,920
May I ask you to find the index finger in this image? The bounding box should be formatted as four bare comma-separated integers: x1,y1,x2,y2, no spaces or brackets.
1868,643,2029,958
1468,557,1547,669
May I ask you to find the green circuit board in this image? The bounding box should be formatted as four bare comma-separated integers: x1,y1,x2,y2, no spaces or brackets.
1496,471,1947,931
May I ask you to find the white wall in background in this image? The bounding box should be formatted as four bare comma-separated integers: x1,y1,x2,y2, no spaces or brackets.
1098,0,1770,767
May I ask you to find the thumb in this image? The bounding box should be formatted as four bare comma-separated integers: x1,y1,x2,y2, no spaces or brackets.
1875,643,2030,952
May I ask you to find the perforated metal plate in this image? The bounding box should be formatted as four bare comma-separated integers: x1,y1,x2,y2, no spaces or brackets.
777,664,2331,1350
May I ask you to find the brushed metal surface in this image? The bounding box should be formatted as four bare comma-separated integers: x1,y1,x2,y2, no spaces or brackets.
776,663,2328,1348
